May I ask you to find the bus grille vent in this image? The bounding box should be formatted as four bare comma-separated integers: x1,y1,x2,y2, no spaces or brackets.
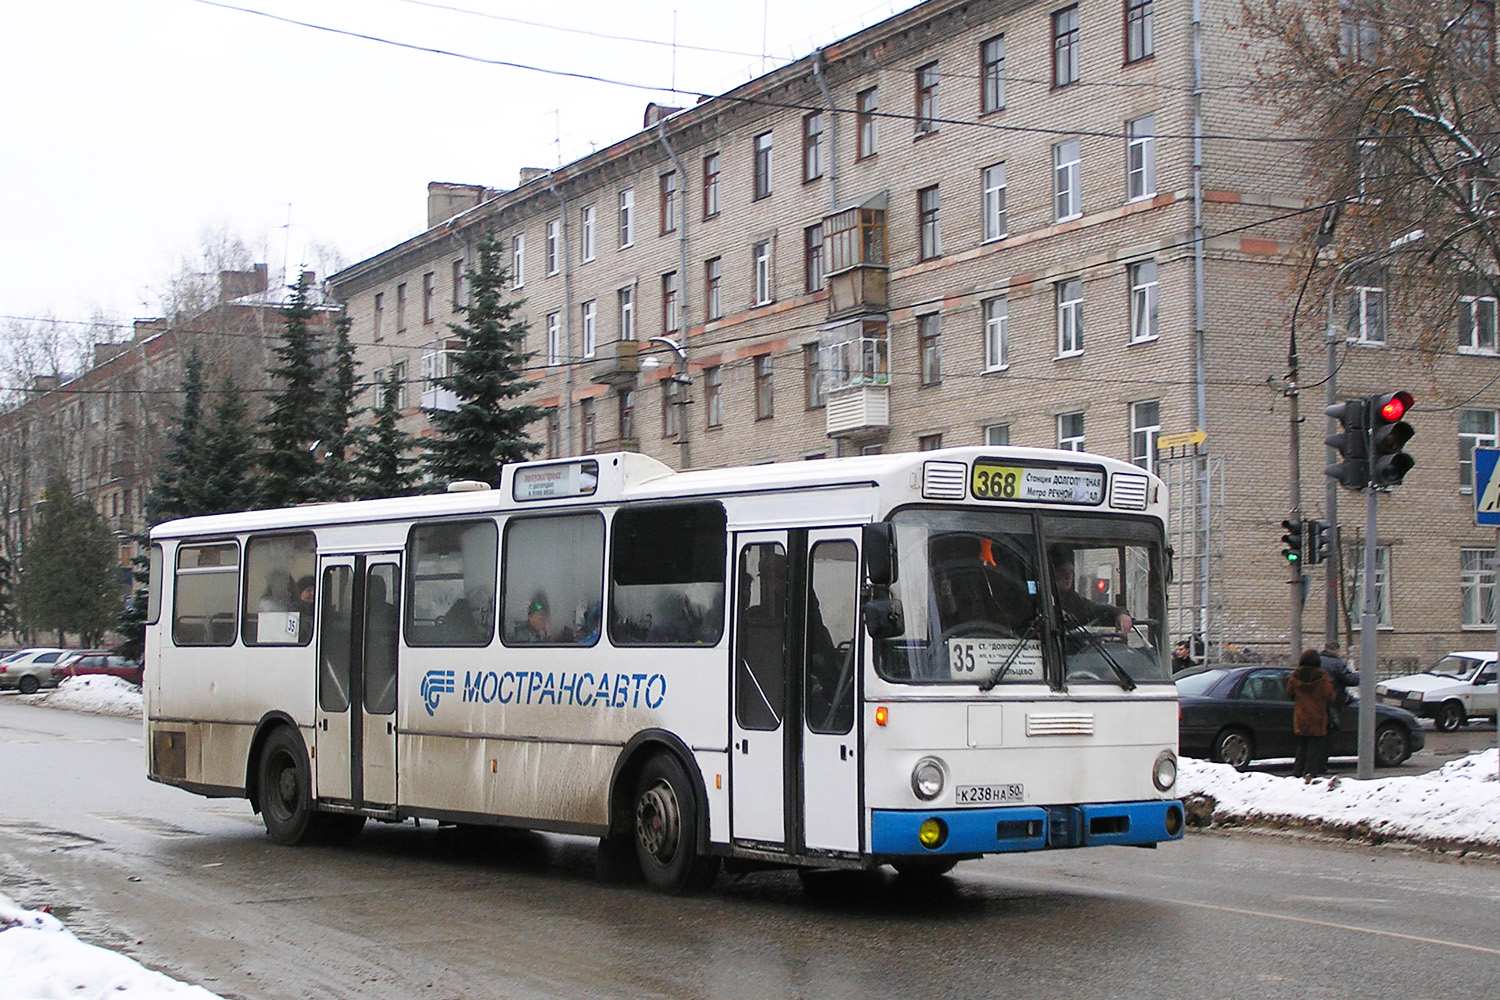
922,461,968,500
1026,712,1095,737
1109,473,1149,510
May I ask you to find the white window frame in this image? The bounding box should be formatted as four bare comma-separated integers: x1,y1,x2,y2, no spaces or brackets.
1057,278,1084,357
618,286,635,342
985,423,1011,446
1055,139,1082,222
1462,547,1497,628
1131,400,1161,474
580,205,596,262
982,163,1008,242
618,188,635,248
581,299,597,359
1127,114,1157,202
753,241,772,306
1130,260,1159,342
705,365,724,427
1349,543,1392,629
983,297,1008,371
546,311,562,366
1460,293,1499,353
1058,412,1085,452
1459,408,1498,492
981,34,1006,114
546,219,560,276
1346,272,1386,345
511,233,526,287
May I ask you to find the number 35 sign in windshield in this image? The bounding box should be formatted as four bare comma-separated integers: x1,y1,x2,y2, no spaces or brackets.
971,460,1106,505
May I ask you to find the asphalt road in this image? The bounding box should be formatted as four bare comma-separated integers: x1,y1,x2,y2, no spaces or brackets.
2,696,1498,1000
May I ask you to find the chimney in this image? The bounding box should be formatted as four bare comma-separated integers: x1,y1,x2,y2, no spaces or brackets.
219,263,269,302
643,103,684,128
31,375,60,393
427,181,499,229
517,167,551,187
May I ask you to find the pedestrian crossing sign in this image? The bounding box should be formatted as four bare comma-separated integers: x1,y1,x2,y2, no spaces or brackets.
1476,448,1500,525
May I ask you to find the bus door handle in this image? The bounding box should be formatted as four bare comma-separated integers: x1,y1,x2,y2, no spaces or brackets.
738,738,748,754
840,745,849,761
320,718,328,731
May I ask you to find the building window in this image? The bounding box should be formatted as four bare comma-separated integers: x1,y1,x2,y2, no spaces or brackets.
1340,3,1381,63
422,272,435,323
1346,268,1386,344
915,61,939,134
754,355,774,419
581,397,597,453
394,282,408,333
705,366,723,427
983,297,1008,371
981,34,1006,113
754,132,774,200
804,111,825,181
1131,400,1160,473
1054,5,1080,86
1055,139,1082,221
660,172,678,234
618,389,635,442
512,233,526,287
918,434,943,451
1057,278,1084,356
546,219,560,275
804,223,824,293
546,411,560,459
857,87,878,159
618,286,635,341
753,241,772,306
619,188,635,247
705,257,723,321
1058,412,1085,451
1460,409,1498,491
451,259,464,311
1349,544,1392,628
377,361,408,410
918,185,941,260
703,153,720,219
919,313,942,385
1462,548,1497,627
1130,260,1159,342
373,292,385,341
804,343,824,409
1461,291,1498,353
982,163,1008,242
547,312,562,366
985,423,1011,446
662,378,682,438
1127,115,1157,201
662,272,680,333
1126,0,1155,63
581,299,597,359
580,204,596,262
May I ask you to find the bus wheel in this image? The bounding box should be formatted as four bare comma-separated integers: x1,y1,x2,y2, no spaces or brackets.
632,754,718,893
257,727,315,845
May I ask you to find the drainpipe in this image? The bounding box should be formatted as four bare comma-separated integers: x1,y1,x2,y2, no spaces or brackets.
1191,0,1211,649
813,48,839,212
657,118,692,469
546,173,574,457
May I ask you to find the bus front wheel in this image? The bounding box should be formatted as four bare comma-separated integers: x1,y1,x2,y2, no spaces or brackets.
632,753,718,894
257,727,316,845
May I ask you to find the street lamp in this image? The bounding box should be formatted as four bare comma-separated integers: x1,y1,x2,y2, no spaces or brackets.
642,335,691,469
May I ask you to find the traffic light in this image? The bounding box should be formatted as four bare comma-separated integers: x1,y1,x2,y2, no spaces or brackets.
1368,390,1415,487
1281,517,1304,565
1306,519,1332,565
1325,398,1369,491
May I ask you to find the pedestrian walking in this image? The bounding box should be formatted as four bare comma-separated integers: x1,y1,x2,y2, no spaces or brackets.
1318,641,1360,731
1286,648,1336,778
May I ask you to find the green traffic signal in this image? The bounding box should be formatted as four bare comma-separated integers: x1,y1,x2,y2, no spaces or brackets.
1280,517,1303,564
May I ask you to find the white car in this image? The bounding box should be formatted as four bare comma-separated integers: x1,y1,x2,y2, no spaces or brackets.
0,647,68,695
1376,651,1499,732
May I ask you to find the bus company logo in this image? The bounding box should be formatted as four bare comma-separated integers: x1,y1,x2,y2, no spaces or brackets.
420,669,456,715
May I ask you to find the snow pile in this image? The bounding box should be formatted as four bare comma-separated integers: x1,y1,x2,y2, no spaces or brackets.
1180,748,1500,851
0,892,222,999
35,675,143,718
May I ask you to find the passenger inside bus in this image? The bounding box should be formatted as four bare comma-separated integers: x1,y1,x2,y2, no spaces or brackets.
511,591,562,643
437,587,490,644
295,576,316,642
1049,548,1132,633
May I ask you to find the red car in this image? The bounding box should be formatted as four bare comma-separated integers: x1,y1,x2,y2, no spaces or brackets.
55,650,143,687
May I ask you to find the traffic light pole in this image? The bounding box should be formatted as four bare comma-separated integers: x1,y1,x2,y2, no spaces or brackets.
1357,485,1378,779
1287,362,1304,663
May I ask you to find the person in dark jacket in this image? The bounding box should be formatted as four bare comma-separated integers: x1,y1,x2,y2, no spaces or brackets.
1319,642,1360,730
1286,648,1336,778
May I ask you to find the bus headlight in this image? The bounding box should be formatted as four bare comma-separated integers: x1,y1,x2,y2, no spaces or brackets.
1152,750,1177,792
911,757,946,801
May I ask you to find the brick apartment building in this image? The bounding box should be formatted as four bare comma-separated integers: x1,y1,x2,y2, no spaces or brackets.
329,0,1500,671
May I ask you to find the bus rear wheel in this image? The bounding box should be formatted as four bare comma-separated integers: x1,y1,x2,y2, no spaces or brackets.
257,727,317,845
632,753,718,894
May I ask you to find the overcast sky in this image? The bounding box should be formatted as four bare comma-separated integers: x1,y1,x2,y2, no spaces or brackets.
1,0,912,330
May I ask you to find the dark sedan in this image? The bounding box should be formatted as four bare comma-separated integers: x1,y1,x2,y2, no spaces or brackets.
1177,664,1425,769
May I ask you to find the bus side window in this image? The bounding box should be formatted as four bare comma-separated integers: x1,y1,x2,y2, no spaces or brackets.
609,503,727,646
407,520,497,647
173,542,239,648
501,513,604,646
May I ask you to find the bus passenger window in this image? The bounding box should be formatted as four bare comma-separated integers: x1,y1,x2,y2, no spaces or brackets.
172,542,239,647
241,533,317,646
502,513,604,646
609,503,726,646
406,520,497,647
735,543,786,730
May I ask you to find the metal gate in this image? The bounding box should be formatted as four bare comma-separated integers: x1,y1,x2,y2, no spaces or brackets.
1158,450,1226,663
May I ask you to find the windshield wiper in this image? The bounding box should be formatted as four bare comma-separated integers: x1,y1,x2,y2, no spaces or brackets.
1061,620,1138,691
978,612,1044,692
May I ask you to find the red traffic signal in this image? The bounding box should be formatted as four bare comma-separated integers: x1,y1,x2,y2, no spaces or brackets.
1368,391,1415,488
1375,391,1411,423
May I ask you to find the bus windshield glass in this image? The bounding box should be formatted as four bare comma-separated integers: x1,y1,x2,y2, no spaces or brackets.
874,508,1170,687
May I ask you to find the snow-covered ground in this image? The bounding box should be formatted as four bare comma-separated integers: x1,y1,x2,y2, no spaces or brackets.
2,679,1497,998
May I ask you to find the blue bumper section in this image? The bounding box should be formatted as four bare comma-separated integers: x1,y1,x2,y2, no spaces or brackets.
870,799,1184,857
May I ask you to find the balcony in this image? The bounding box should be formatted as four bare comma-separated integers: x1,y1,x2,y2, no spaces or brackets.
590,339,639,386
826,385,890,439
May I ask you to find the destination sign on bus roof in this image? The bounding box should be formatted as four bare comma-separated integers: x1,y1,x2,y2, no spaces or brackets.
513,459,600,502
970,459,1105,506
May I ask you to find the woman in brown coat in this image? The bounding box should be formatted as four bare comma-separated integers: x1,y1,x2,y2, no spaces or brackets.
1286,648,1336,778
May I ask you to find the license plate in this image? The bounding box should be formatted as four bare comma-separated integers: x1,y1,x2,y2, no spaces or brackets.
948,638,1043,681
955,783,1024,805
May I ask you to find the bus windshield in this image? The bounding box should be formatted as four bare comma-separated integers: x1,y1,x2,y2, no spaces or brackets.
874,508,1170,687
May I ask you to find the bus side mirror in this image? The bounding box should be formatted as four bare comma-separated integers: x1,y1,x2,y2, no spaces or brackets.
862,595,904,639
863,522,898,587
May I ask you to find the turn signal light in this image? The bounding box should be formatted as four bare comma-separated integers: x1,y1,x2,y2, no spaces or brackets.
918,817,948,849
875,705,889,726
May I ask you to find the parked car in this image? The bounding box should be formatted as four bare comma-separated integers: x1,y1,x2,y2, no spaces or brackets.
1176,664,1425,770
0,647,68,695
54,650,143,687
1375,651,1498,732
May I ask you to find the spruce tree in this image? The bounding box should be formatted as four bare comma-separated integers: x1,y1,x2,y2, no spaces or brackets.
0,552,17,642
199,375,256,514
310,310,362,502
16,474,118,646
258,274,326,509
422,236,546,486
146,349,207,524
350,367,420,498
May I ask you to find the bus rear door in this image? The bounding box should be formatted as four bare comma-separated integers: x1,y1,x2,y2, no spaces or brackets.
800,529,861,853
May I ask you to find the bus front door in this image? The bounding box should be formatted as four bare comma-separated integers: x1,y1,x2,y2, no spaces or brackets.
800,530,861,853
315,554,401,810
730,533,789,846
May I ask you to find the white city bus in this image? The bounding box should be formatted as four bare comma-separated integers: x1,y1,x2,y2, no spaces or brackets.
145,447,1183,891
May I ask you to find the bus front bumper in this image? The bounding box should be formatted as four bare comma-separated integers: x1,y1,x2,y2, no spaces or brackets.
870,799,1185,857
